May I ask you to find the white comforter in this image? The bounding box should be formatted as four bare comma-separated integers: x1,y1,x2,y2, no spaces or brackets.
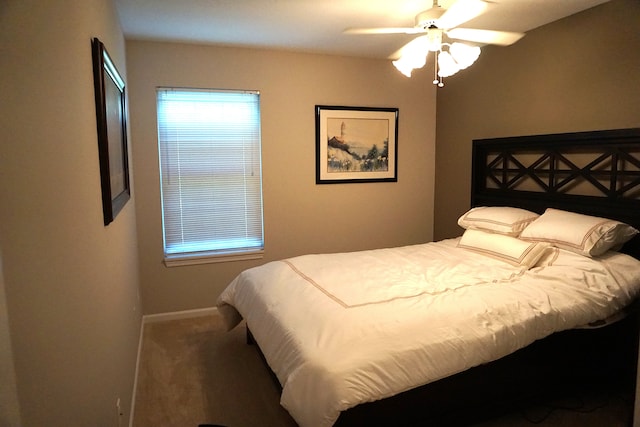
216,238,640,427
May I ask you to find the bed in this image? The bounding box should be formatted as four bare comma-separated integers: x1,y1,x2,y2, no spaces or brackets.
216,127,640,427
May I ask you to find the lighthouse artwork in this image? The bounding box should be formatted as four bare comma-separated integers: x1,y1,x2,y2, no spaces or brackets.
326,119,389,173
316,105,398,184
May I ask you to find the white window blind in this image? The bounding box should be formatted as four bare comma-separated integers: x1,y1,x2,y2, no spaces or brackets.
157,88,264,263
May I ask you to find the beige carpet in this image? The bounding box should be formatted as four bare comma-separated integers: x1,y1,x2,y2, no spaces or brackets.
132,312,633,427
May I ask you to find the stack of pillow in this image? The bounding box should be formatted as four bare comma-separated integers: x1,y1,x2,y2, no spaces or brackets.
457,206,639,268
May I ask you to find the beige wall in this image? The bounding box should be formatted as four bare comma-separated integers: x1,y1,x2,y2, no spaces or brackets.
0,1,141,425
434,0,640,240
126,41,437,314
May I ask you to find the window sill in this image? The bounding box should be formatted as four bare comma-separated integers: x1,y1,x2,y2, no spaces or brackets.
164,249,264,267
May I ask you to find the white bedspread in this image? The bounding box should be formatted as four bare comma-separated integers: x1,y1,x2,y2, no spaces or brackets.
216,238,640,427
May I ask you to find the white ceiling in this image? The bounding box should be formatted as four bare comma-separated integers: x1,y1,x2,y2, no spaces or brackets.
115,0,611,59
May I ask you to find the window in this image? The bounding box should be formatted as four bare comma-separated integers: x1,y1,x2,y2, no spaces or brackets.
157,88,264,266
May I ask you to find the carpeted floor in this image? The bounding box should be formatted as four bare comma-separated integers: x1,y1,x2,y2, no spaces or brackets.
132,312,633,427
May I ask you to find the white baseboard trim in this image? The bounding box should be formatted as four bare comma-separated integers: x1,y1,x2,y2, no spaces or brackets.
142,306,218,324
129,317,144,427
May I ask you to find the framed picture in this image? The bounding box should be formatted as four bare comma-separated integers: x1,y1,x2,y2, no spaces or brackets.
315,105,398,184
92,37,130,225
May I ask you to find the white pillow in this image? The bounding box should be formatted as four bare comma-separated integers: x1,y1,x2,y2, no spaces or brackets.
458,229,551,268
519,208,639,257
457,206,540,236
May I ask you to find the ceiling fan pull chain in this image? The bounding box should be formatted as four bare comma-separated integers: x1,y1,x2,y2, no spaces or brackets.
433,53,445,87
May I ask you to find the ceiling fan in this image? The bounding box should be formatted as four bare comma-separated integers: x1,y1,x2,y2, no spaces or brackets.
345,0,525,86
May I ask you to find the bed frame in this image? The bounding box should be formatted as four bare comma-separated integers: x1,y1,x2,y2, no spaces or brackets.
253,128,640,426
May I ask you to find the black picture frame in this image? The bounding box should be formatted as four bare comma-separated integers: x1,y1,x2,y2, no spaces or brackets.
92,37,130,225
315,105,398,184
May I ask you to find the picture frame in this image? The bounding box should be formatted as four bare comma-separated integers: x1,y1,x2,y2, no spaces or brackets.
92,37,130,225
315,105,398,184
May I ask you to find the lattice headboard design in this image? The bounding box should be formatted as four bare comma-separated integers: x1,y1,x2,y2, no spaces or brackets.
484,142,640,199
471,128,640,257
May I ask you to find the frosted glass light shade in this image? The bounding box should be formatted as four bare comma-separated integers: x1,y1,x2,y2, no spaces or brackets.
449,43,481,69
392,35,432,77
392,54,426,77
437,51,460,78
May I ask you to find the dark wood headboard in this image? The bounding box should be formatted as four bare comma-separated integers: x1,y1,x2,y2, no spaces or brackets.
471,128,640,258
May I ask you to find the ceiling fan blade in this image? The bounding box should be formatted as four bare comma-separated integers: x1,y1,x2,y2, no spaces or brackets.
344,27,425,35
437,0,490,30
388,34,432,60
446,28,525,46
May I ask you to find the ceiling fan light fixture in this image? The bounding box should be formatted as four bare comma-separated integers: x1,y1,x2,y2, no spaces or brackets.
437,51,460,78
392,35,432,77
392,58,415,77
429,42,481,87
392,53,426,77
448,42,481,69
426,29,443,52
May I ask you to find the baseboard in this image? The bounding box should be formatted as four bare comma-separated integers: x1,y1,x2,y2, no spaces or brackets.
143,306,218,324
129,317,144,427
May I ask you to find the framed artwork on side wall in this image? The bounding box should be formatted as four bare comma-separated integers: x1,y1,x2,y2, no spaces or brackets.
92,37,130,226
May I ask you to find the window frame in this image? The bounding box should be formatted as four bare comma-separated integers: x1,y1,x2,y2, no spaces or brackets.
156,87,264,266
